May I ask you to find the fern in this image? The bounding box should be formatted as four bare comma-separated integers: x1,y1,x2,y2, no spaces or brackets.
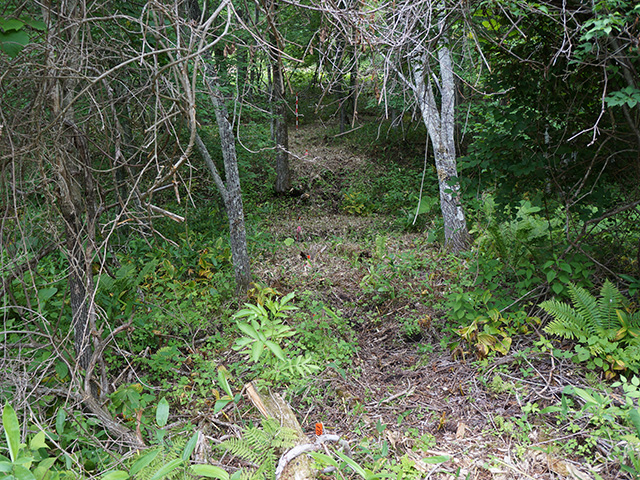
567,283,601,336
542,299,589,341
598,280,624,332
220,418,298,480
542,280,640,375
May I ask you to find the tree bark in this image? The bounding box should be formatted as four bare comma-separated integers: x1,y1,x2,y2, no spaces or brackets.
186,0,253,292
208,75,253,292
272,45,291,193
266,0,291,194
412,42,470,252
43,0,97,370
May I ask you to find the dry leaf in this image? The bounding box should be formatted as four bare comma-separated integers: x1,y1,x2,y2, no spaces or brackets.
566,462,594,480
405,450,429,474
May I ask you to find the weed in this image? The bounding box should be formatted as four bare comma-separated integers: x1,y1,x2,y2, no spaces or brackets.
232,284,320,382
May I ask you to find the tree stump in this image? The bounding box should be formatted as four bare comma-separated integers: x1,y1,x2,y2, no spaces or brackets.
245,383,315,480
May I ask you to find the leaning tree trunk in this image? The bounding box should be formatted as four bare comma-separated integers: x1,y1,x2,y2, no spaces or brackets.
209,78,253,292
412,42,470,252
185,0,252,292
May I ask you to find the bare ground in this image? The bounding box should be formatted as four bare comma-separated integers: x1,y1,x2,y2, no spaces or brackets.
244,123,623,480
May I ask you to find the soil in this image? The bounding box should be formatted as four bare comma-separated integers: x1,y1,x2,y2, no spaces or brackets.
245,123,622,480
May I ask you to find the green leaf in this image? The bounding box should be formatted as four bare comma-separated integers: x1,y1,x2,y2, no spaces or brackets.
55,361,68,379
264,340,286,361
156,398,169,427
0,29,29,57
309,452,339,469
21,18,46,31
236,322,258,340
55,409,66,435
3,404,21,463
149,458,184,480
280,292,296,305
629,409,640,437
101,471,130,480
572,387,598,405
28,431,47,451
130,449,160,476
250,341,265,362
213,398,232,414
182,432,199,461
217,367,233,398
422,455,451,464
190,465,230,480
35,457,56,472
335,451,367,478
0,19,25,32
283,238,295,247
13,464,36,480
37,288,57,303
559,262,572,274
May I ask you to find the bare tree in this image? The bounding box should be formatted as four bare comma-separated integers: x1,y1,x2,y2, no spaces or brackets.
185,0,253,291
0,0,232,442
320,0,471,251
264,0,292,194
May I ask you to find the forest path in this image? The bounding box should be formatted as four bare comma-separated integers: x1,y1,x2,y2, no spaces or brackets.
251,122,598,480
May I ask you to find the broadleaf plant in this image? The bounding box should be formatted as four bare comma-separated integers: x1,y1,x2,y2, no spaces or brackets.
232,283,319,381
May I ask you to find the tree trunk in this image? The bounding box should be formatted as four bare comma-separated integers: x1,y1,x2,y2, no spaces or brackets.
412,43,470,252
209,75,253,292
266,0,291,194
186,0,253,292
43,0,97,369
335,28,348,134
60,129,97,371
272,44,291,193
349,44,358,126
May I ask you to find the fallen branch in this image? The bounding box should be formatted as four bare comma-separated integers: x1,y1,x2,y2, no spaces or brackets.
275,434,351,480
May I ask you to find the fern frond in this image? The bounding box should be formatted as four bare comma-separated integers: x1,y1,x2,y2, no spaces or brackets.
273,429,298,449
261,418,280,436
245,426,275,456
221,437,265,465
220,417,296,480
628,310,640,328
127,438,186,480
567,283,601,336
250,453,276,480
541,299,588,339
597,280,624,331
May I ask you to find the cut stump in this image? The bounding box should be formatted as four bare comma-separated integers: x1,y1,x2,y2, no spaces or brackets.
245,382,315,480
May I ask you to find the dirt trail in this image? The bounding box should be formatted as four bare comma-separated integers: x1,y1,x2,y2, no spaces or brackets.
252,123,614,479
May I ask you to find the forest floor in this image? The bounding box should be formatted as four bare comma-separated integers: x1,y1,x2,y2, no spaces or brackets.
244,122,618,480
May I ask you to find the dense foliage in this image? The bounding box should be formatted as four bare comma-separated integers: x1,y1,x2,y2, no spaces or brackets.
1,0,640,478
